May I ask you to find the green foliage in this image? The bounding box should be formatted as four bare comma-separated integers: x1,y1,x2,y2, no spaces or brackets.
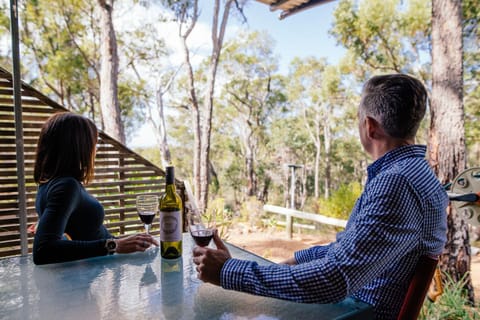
331,0,431,79
204,197,234,240
213,30,288,204
134,146,162,167
318,182,362,220
19,0,96,112
420,272,480,320
238,197,265,228
3,0,478,232
2,0,165,137
463,0,480,168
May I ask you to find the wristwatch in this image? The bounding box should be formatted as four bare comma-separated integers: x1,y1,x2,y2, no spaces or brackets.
105,239,117,255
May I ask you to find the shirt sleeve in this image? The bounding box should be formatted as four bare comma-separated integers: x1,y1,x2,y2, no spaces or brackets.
294,244,331,264
33,178,107,265
221,173,423,303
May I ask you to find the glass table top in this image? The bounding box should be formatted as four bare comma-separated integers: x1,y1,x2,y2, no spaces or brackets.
0,234,373,320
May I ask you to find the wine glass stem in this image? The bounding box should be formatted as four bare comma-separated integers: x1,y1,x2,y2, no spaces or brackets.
145,224,150,235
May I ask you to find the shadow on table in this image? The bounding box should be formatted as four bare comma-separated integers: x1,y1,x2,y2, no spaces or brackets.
32,248,161,320
33,259,105,319
193,283,373,320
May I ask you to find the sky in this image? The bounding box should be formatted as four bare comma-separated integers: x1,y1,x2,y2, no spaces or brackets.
237,1,345,71
129,1,345,148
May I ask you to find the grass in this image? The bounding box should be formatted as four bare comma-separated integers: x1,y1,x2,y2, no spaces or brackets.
420,272,480,320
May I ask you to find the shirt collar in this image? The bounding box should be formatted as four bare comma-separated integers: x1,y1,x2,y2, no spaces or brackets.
367,145,427,181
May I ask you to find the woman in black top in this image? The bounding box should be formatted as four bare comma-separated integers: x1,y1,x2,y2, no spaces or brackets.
33,112,158,265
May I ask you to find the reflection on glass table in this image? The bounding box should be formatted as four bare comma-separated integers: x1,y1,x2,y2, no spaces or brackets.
0,234,373,320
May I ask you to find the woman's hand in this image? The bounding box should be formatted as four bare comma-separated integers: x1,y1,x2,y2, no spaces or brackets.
115,234,159,254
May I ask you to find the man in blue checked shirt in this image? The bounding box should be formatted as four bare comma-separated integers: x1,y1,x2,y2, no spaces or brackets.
193,74,448,320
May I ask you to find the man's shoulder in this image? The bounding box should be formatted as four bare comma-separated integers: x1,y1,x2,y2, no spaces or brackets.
370,158,439,189
377,158,446,200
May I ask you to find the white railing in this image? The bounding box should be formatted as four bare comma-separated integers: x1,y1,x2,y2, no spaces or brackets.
263,204,347,239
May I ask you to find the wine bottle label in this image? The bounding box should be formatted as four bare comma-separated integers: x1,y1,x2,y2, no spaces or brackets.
160,210,181,241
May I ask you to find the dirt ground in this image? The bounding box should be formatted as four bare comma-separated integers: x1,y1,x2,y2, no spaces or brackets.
226,224,480,301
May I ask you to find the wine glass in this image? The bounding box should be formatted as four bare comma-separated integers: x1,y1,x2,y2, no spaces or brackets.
188,212,214,247
136,194,158,234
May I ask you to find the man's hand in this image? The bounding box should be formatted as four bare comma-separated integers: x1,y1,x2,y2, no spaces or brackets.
279,257,297,265
192,229,232,286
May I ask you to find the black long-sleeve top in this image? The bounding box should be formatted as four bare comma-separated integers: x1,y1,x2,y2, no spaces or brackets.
33,177,113,265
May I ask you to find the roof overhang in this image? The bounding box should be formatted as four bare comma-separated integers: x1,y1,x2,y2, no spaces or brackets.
256,0,336,19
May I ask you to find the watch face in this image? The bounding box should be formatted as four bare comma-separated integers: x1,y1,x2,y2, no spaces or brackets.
107,240,116,250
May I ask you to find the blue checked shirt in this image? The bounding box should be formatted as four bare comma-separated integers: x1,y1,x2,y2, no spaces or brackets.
221,145,448,320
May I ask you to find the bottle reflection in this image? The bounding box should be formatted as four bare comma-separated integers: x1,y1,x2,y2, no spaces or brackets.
140,264,158,286
161,257,184,320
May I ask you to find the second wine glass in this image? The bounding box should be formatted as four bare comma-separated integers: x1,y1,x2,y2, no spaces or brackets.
188,212,214,247
136,194,158,235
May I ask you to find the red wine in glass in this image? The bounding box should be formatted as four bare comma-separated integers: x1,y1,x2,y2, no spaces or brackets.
139,211,155,224
136,194,158,235
191,229,213,247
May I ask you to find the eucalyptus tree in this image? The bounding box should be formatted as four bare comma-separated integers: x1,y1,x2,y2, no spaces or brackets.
218,31,287,201
97,0,125,143
288,58,352,199
331,0,431,81
0,2,11,68
267,114,316,210
162,0,246,212
288,57,326,199
120,9,177,167
0,0,149,141
430,0,473,303
18,0,98,114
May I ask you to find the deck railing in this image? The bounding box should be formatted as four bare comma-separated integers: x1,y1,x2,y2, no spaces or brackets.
0,67,185,258
263,204,347,239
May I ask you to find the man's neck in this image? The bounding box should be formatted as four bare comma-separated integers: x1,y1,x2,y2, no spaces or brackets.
369,139,414,161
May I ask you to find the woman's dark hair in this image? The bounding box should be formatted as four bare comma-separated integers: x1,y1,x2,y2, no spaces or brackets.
34,112,98,184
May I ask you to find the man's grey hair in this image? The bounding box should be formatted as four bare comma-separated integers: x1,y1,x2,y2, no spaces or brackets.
360,74,428,140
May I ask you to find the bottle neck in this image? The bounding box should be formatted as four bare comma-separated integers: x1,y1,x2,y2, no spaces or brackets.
165,166,175,185
165,184,176,193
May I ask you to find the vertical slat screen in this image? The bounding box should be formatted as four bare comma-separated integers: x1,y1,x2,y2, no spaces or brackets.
0,67,185,258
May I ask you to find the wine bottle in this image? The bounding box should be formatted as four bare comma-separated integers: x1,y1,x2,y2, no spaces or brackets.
159,166,183,259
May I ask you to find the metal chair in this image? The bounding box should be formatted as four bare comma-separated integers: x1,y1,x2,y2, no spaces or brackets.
397,255,439,320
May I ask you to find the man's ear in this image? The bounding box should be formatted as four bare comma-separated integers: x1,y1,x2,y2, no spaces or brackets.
365,116,383,139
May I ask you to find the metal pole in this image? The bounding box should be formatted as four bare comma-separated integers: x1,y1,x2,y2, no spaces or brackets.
290,166,296,209
286,165,297,239
10,0,28,256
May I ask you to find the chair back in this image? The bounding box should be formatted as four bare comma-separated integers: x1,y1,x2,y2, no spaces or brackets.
397,255,439,320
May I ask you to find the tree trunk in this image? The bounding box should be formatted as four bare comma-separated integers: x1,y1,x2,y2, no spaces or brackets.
323,111,331,199
245,145,256,197
284,168,289,208
429,0,473,303
303,106,322,198
314,143,321,198
177,0,201,204
97,0,125,144
300,167,307,210
154,89,172,168
199,61,217,211
258,176,270,203
197,0,233,213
